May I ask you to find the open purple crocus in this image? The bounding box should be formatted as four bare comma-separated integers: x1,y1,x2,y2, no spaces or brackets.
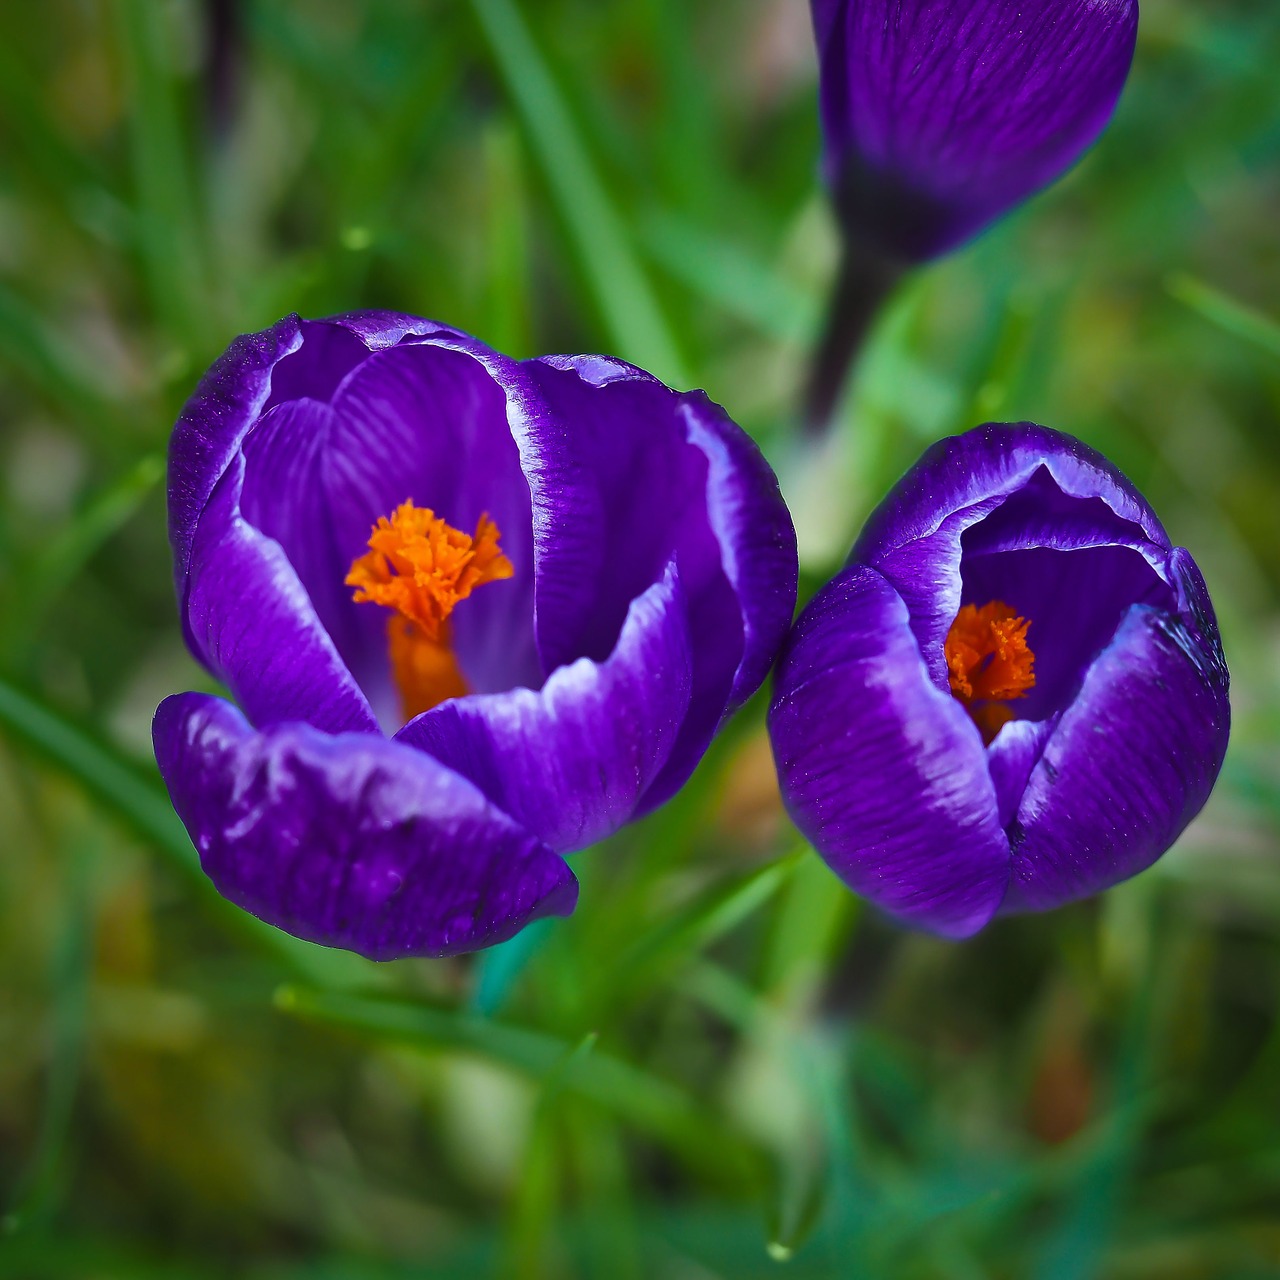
154,312,797,959
768,423,1229,937
812,0,1140,261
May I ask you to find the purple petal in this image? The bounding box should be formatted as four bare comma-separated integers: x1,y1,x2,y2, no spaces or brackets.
169,313,303,590
258,319,374,412
170,313,459,589
185,454,379,735
513,355,796,812
853,423,1171,688
858,424,1169,568
171,315,537,717
640,394,799,811
1004,598,1230,914
397,564,694,852
320,309,469,350
515,356,731,670
259,314,472,417
239,339,540,716
962,543,1172,720
154,692,577,959
682,395,799,714
769,566,1009,938
331,339,539,697
986,717,1057,829
814,0,1139,259
1168,545,1227,668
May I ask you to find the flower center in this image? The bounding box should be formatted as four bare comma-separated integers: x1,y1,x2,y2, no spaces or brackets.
345,500,514,720
945,600,1036,743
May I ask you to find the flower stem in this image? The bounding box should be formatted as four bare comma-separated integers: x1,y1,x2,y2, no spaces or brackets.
203,0,243,138
801,238,904,436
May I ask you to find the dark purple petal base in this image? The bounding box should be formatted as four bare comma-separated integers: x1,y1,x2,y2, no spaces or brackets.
812,0,1140,260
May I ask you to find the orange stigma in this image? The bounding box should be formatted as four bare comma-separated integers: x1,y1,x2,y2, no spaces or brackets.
945,600,1036,743
345,501,513,719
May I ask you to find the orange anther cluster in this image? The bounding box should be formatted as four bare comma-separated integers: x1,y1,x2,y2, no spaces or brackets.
347,501,514,641
346,501,513,719
945,600,1036,743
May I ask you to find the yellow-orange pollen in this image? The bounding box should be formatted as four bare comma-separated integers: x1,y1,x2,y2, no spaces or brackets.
345,500,513,720
944,600,1036,744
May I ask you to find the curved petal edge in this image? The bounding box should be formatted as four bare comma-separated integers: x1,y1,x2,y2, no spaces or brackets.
154,692,578,959
769,565,1010,938
398,564,694,852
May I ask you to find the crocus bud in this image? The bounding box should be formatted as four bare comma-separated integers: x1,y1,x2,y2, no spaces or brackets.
769,423,1229,937
812,0,1140,261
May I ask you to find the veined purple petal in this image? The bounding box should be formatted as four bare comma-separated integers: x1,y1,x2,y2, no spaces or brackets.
513,355,797,811
398,564,693,853
857,424,1169,565
769,566,1009,938
813,0,1139,259
1168,545,1227,668
1004,598,1230,913
154,692,577,959
641,394,799,811
322,309,470,350
962,543,1172,720
185,454,378,735
515,356,732,671
986,717,1057,829
259,313,472,416
681,395,799,715
169,313,303,589
239,340,540,717
171,312,466,590
258,319,373,412
853,423,1171,688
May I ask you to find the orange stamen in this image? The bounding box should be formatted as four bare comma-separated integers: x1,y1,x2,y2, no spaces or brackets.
345,501,513,719
945,600,1036,743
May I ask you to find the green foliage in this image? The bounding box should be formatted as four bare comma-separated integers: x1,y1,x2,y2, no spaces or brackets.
1,1,1278,1276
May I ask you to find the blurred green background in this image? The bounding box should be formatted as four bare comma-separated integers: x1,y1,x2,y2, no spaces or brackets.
1,1,1279,1276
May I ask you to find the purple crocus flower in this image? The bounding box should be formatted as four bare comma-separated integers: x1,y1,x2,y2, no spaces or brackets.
154,312,797,959
768,423,1229,937
812,0,1140,262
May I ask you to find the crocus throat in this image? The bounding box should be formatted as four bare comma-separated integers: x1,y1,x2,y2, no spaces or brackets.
945,600,1036,744
345,500,514,720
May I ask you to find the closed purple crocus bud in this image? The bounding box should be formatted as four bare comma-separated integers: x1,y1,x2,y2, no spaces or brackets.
812,0,1140,262
768,424,1229,937
155,312,798,959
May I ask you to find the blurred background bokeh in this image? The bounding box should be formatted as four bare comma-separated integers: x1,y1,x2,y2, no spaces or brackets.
1,2,1279,1276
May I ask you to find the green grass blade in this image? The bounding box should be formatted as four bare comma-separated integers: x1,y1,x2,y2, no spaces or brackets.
0,41,122,206
0,677,198,876
482,123,534,358
1035,886,1160,1280
1,834,94,1236
0,283,134,453
1167,273,1280,360
600,850,802,1007
2,455,165,665
113,0,209,348
640,209,816,342
471,918,554,1016
275,985,755,1174
466,0,687,385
